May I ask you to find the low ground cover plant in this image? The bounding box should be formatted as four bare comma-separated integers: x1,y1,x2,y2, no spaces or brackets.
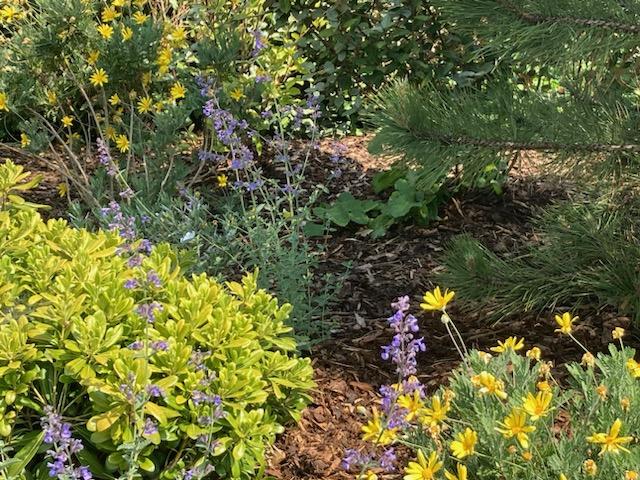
0,160,314,479
345,288,640,479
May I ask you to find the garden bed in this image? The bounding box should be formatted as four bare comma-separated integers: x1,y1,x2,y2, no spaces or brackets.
15,139,638,479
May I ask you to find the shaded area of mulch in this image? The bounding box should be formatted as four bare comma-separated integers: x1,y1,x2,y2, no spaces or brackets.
8,140,638,479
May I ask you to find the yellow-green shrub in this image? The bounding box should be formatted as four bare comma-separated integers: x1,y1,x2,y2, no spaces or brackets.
0,160,314,479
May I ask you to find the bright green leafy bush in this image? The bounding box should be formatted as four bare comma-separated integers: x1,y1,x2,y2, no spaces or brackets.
0,160,314,479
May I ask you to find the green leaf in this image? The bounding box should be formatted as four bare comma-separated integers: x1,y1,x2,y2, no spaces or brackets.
6,431,44,477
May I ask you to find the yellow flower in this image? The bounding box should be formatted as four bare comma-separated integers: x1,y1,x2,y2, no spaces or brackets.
137,96,153,114
536,380,551,392
46,89,57,105
554,312,577,335
621,397,631,412
112,0,128,6
526,346,541,361
142,71,152,87
105,126,117,140
495,408,536,449
363,470,377,480
361,408,397,446
397,390,424,422
612,327,625,340
20,133,30,148
121,26,133,41
132,11,148,25
626,471,639,480
229,87,245,101
169,25,187,45
170,82,186,101
0,5,22,23
62,115,74,127
490,336,525,354
109,93,121,106
627,358,640,378
419,395,450,427
157,46,173,73
471,371,508,400
88,50,100,66
90,68,109,87
0,92,8,111
444,464,467,480
97,23,114,39
134,0,147,6
57,182,68,197
521,450,533,461
595,384,607,399
583,459,597,476
581,352,595,368
449,428,477,459
217,174,228,188
477,351,492,364
586,419,633,455
404,451,442,480
420,287,455,311
559,475,568,480
101,6,120,22
522,391,552,421
115,134,130,153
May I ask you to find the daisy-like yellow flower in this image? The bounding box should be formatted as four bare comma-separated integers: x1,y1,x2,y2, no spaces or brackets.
0,92,8,111
627,358,640,378
490,336,525,354
109,93,121,106
112,0,128,6
169,25,187,45
471,371,508,400
495,408,536,449
115,134,130,153
132,11,148,25
522,391,552,421
559,475,568,480
361,408,397,446
587,419,633,455
90,68,109,87
105,125,117,140
581,352,596,368
612,327,625,340
62,115,74,127
137,96,153,114
57,182,68,197
626,471,639,480
621,397,631,411
419,395,450,427
229,87,245,101
134,0,147,6
397,390,424,422
20,133,30,148
45,89,57,105
583,460,597,476
101,6,120,22
522,450,533,462
170,82,186,101
449,428,477,459
97,23,114,39
477,351,492,364
444,464,467,480
526,346,541,361
157,46,173,73
363,470,377,480
404,451,442,480
87,50,100,66
217,174,228,188
0,5,22,23
555,312,577,335
121,26,133,41
595,384,607,399
420,287,455,311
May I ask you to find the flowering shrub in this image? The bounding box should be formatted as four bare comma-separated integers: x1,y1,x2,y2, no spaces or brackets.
0,160,314,479
346,289,640,479
0,0,309,204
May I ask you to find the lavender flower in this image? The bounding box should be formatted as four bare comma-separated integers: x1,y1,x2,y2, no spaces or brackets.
124,279,139,289
119,188,135,200
380,298,426,377
151,340,169,352
128,340,144,351
147,384,165,398
251,29,266,56
41,407,92,479
100,201,136,241
127,255,143,268
146,270,162,288
341,449,371,472
143,418,158,435
135,302,163,323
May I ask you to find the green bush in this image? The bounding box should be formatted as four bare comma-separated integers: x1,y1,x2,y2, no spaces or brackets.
0,160,314,479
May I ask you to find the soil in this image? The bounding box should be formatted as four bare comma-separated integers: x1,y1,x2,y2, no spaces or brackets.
10,137,638,480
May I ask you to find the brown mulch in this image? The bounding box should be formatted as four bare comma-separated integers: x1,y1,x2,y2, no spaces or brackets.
8,138,638,479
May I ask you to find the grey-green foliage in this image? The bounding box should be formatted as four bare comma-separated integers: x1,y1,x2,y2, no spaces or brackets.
440,197,640,324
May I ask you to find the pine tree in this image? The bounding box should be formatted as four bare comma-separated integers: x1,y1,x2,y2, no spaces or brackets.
369,0,640,323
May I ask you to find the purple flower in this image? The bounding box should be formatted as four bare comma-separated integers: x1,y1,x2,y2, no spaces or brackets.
147,384,165,398
255,74,270,83
146,270,162,288
151,340,169,352
41,407,91,479
128,341,144,351
136,302,163,323
124,279,139,289
143,418,158,435
341,449,371,472
127,255,143,268
251,29,266,56
100,201,136,242
96,138,111,166
139,239,153,254
119,188,135,200
379,448,397,472
380,298,426,377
